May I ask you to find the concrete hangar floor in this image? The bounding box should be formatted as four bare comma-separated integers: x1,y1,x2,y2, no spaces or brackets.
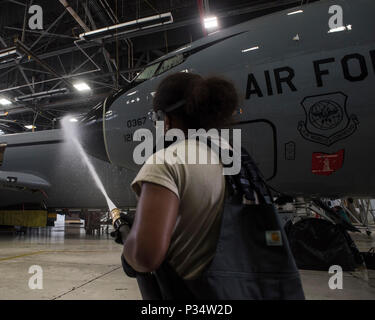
0,220,374,300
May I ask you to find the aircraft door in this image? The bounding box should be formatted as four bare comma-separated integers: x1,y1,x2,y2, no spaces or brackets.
233,120,277,181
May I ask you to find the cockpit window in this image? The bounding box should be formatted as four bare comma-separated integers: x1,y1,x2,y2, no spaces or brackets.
134,54,185,83
155,54,184,75
135,63,161,82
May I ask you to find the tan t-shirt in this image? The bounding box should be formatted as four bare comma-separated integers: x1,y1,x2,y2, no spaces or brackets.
131,139,226,280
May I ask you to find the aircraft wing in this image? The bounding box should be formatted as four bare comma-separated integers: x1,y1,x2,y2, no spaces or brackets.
0,170,50,191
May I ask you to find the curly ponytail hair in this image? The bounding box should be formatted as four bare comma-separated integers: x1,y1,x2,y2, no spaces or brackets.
153,72,238,130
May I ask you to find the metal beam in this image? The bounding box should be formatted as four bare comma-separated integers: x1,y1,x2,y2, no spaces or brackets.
15,40,74,90
82,2,97,30
50,49,101,90
0,35,34,94
16,63,35,94
4,0,26,7
58,0,90,32
4,26,76,40
134,52,146,68
83,2,117,85
0,36,7,48
30,11,68,50
103,47,116,84
59,0,117,85
0,66,18,81
21,67,55,75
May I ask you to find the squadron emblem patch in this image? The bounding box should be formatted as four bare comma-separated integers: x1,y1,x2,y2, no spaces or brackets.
298,92,359,146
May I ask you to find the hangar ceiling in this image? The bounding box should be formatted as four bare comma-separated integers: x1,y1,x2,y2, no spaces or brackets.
0,0,315,134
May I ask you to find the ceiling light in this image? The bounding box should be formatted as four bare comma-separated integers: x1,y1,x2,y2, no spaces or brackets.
74,82,91,91
204,16,218,29
0,47,22,64
242,46,260,53
287,10,303,15
79,13,173,41
0,98,11,106
25,125,36,130
69,118,78,123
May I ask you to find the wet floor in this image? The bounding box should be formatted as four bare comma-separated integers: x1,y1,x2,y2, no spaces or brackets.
0,222,141,300
0,221,374,300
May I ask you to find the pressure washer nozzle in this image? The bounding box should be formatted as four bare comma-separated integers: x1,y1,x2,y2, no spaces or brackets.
110,208,122,226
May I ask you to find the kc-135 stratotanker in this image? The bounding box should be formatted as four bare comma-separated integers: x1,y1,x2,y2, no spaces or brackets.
0,0,374,210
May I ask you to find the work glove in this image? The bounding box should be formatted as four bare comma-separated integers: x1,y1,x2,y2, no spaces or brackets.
111,224,131,245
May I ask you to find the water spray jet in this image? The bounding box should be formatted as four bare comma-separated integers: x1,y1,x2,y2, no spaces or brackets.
61,117,121,225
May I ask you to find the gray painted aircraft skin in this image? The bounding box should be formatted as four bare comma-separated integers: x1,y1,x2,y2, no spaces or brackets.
0,129,137,208
0,0,374,209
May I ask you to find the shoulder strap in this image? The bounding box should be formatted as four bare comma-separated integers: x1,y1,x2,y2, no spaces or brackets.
205,137,273,205
240,147,273,204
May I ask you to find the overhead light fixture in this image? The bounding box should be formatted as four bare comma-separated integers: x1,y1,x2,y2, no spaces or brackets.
69,118,78,122
15,88,68,102
242,46,260,53
0,98,11,106
204,16,218,30
79,12,173,41
328,25,352,33
74,82,91,92
25,125,36,130
0,47,22,64
287,10,303,15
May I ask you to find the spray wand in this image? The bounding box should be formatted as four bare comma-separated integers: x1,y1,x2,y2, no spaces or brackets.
61,118,135,246
110,207,138,278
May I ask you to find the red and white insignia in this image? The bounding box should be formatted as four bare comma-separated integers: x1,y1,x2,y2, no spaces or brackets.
312,150,345,176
